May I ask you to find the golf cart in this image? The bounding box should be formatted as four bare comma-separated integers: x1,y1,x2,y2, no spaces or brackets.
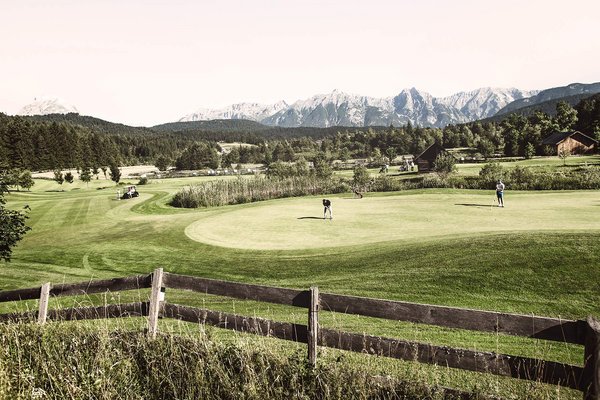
121,185,139,199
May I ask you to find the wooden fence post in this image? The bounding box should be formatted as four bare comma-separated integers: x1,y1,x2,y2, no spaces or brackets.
37,283,51,324
308,286,319,365
147,268,164,339
584,316,600,400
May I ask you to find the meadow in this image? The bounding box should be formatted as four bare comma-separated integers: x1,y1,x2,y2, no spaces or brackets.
2,165,600,398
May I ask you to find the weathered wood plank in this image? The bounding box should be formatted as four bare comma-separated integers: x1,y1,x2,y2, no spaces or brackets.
47,302,149,321
50,274,152,297
370,376,502,400
37,283,51,324
308,286,319,365
147,268,164,339
163,303,308,343
0,302,149,323
584,316,600,399
0,274,151,303
319,328,584,391
163,273,310,308
0,310,37,323
0,286,42,303
319,292,585,345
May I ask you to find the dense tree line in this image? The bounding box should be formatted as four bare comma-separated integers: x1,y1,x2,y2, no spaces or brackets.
2,94,598,173
316,95,599,162
442,96,600,158
0,113,197,170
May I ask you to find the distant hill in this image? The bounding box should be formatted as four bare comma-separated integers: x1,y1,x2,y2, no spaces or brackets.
22,113,156,136
494,82,600,117
153,119,272,133
482,92,599,122
19,114,359,143
153,118,386,142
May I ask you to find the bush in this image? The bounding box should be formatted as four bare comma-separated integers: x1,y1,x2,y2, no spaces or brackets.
432,153,457,178
478,162,505,188
509,166,534,189
138,176,149,185
352,165,370,191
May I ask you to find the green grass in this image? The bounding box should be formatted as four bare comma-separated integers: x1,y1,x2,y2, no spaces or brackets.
455,155,600,176
2,176,600,398
333,155,600,180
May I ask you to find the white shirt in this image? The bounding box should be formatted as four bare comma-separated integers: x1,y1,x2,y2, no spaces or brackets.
496,182,505,192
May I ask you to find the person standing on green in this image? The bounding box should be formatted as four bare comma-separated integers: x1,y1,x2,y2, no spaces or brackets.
496,179,505,207
322,199,333,219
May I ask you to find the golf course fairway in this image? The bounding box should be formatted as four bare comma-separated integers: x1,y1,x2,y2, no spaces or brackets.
3,182,599,321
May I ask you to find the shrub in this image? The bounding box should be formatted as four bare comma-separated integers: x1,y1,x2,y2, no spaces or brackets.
432,153,457,178
352,165,370,191
478,162,505,188
265,161,297,178
155,155,170,171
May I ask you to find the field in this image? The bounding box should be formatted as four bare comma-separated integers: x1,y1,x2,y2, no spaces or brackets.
2,173,600,398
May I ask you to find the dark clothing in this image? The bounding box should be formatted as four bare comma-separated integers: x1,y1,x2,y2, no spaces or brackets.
322,199,332,219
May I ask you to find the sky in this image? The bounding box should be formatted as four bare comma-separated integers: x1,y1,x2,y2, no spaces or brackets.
1,0,599,126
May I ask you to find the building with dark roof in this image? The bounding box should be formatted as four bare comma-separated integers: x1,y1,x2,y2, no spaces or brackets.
414,143,448,173
541,131,597,155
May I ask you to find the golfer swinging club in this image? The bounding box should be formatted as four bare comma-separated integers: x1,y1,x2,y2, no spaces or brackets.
496,179,505,207
322,199,333,219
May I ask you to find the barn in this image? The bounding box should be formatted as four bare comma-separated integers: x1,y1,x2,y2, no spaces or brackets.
414,143,448,173
541,131,598,155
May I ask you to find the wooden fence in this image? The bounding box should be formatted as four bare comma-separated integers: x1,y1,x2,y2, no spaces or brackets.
0,268,598,399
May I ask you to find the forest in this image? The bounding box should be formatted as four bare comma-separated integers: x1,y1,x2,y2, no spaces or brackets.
0,94,598,173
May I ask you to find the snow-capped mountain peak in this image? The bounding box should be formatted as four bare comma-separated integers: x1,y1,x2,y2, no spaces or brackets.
178,86,543,128
179,101,288,122
437,87,539,120
18,97,78,116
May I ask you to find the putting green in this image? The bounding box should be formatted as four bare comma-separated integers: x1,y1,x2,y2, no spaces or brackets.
185,191,600,250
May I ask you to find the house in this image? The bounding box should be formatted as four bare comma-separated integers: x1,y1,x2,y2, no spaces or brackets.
541,131,598,155
414,143,448,173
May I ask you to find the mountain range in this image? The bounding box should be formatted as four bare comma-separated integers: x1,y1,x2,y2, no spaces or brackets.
15,82,600,129
179,87,539,128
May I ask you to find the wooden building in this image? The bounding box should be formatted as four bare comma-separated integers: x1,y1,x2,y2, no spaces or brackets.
541,131,598,155
414,143,447,173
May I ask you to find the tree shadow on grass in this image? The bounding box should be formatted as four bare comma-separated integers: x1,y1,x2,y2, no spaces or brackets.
455,203,495,208
297,216,325,220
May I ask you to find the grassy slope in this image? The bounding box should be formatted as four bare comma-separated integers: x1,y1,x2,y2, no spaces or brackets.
335,155,600,179
2,176,599,398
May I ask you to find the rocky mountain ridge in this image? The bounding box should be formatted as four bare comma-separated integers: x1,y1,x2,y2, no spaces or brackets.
180,87,538,128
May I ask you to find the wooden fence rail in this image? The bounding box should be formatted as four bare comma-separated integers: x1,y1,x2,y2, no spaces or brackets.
0,268,598,399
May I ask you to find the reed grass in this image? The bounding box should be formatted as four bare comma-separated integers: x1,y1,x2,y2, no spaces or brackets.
171,176,350,208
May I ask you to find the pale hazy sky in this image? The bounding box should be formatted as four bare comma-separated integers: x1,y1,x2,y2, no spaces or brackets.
1,0,599,126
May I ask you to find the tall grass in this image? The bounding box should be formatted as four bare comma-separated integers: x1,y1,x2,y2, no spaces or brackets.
0,322,483,400
171,176,350,208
